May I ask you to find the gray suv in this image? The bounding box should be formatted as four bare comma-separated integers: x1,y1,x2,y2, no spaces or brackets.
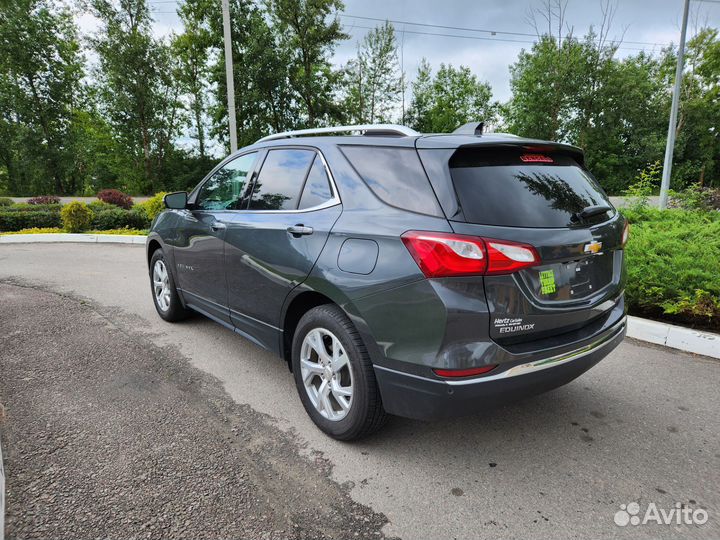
147,123,628,440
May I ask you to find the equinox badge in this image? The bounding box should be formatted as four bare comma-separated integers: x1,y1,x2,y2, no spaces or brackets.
583,241,603,254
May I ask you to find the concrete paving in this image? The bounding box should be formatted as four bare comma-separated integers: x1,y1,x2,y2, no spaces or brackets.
0,243,717,539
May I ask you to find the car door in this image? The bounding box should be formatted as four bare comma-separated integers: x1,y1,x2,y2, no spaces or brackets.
223,147,342,351
173,151,259,324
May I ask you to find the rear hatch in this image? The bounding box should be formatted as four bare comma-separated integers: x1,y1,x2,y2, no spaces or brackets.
442,145,626,345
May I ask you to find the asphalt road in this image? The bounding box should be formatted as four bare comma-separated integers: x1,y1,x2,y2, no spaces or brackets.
0,243,718,540
0,283,386,539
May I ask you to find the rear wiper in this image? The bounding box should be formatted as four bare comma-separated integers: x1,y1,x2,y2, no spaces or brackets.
574,205,612,222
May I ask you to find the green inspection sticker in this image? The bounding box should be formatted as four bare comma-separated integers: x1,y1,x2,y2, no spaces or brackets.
539,269,556,295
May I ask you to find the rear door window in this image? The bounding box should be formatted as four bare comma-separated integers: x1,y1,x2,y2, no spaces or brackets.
450,148,614,228
249,148,315,210
340,145,442,216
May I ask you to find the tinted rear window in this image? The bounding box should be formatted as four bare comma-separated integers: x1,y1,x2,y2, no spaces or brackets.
340,146,442,216
450,148,614,228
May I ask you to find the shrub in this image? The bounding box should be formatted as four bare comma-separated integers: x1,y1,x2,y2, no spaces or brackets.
0,210,62,231
128,206,151,229
97,189,133,210
138,192,167,221
28,195,61,205
669,184,720,211
0,203,61,213
60,201,93,233
91,207,150,230
623,161,660,211
92,207,130,230
87,200,115,213
0,197,13,206
623,207,720,330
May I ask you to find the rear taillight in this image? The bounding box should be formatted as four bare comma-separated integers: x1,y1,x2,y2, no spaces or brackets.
621,221,630,247
484,240,539,275
401,231,540,278
400,231,486,277
433,364,498,378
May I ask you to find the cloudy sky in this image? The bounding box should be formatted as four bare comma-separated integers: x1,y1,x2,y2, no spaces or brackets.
130,0,720,102
77,0,718,153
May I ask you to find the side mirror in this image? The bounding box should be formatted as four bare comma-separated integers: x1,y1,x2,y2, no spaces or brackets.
164,191,188,209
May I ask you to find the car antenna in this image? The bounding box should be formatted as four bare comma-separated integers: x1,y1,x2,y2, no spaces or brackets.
452,121,484,136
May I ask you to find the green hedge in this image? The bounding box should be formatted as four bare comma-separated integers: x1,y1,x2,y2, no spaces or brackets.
92,207,150,230
623,207,720,330
0,210,62,231
1,203,61,212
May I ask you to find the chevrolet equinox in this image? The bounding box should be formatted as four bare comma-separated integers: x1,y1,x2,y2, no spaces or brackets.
146,123,628,440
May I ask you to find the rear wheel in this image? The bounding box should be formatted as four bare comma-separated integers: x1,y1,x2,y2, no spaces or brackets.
292,305,387,440
149,249,190,322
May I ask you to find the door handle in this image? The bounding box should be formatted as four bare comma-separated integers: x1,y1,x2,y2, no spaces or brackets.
211,222,227,232
287,224,313,236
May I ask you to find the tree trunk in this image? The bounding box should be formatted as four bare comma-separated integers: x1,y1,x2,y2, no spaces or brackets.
194,97,206,160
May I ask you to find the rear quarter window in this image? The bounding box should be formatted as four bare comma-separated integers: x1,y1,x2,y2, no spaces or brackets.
340,145,442,216
450,148,614,228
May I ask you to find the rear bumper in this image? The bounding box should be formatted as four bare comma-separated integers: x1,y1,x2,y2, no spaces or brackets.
374,316,626,420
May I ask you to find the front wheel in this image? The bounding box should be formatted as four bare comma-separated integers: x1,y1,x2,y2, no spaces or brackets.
149,249,191,322
292,305,387,440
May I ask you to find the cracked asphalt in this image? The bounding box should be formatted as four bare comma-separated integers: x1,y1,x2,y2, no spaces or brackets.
0,243,719,540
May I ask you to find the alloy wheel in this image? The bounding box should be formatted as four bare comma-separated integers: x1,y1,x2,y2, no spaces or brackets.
300,328,354,421
153,259,171,312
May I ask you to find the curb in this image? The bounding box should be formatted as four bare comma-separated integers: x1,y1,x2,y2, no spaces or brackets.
0,234,717,360
627,315,719,359
0,233,147,245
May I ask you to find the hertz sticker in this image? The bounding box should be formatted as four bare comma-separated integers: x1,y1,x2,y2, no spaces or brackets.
539,269,556,295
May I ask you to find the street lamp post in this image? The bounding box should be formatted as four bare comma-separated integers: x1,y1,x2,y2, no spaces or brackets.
221,0,238,153
659,0,691,209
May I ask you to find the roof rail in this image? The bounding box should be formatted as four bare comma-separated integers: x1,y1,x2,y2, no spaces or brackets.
256,124,420,143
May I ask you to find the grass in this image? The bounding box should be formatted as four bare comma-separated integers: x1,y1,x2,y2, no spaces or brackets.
0,227,148,236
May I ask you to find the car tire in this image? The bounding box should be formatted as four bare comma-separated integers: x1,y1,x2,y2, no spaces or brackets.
149,248,191,322
292,304,387,441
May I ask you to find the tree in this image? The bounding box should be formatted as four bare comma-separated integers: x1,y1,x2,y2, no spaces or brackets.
91,0,182,193
505,31,671,193
407,61,498,133
173,0,214,159
405,59,432,131
0,0,84,194
265,0,347,127
670,28,720,188
190,0,298,149
342,22,402,124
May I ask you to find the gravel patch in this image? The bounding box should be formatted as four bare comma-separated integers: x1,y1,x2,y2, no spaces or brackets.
0,282,390,539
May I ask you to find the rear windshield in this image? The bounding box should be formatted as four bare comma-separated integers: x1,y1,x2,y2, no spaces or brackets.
450,148,614,228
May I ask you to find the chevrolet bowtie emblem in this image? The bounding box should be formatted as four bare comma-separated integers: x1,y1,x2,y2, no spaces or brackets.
583,241,603,254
